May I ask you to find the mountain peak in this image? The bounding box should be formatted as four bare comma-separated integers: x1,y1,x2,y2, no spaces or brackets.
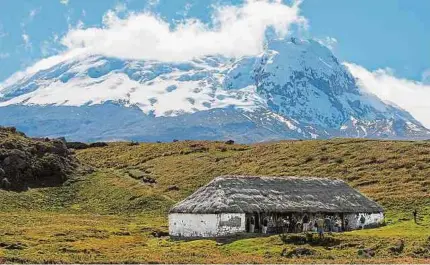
0,37,428,142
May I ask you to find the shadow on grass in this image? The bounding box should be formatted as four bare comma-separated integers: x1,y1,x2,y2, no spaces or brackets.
170,232,342,246
170,232,276,244
279,233,342,247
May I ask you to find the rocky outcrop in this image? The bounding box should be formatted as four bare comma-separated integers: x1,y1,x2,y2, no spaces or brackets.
0,127,78,191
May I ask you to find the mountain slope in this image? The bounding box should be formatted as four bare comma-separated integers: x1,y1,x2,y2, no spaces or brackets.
0,38,428,142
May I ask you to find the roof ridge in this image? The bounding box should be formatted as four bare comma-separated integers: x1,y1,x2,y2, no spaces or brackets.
170,175,383,214
215,175,345,182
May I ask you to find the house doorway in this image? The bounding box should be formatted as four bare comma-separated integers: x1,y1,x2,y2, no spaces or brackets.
246,213,260,233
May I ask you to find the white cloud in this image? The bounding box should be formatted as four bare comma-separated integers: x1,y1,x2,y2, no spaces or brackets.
147,0,160,7
114,3,127,13
22,33,31,49
315,36,337,50
29,8,41,20
176,2,193,17
40,33,63,57
40,41,58,57
60,0,69,5
61,0,306,61
345,63,430,128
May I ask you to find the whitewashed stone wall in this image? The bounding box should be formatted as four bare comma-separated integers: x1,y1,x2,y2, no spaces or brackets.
169,213,246,238
345,212,384,230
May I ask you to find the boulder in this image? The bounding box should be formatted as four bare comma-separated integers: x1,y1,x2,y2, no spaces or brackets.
3,154,27,170
50,140,70,156
1,178,11,190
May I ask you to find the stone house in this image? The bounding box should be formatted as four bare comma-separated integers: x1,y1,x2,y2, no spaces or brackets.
169,176,384,238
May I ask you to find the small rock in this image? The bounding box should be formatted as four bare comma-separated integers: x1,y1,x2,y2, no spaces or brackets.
151,230,169,238
142,176,157,184
225,140,235,145
358,248,375,258
166,185,180,191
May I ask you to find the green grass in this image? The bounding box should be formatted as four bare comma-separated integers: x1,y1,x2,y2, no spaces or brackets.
0,139,429,263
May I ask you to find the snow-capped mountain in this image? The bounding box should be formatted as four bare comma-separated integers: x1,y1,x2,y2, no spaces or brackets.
0,38,428,142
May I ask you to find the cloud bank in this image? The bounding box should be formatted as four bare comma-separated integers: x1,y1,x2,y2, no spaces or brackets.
61,0,306,61
345,63,430,128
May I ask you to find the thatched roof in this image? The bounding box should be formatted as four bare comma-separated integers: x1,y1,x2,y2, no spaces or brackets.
170,176,383,214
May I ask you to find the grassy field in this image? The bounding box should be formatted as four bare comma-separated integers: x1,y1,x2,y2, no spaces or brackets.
0,139,429,263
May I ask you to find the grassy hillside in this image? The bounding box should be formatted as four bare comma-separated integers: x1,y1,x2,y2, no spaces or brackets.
0,139,429,263
76,139,429,213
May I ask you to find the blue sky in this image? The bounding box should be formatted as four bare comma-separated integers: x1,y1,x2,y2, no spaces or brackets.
0,0,429,83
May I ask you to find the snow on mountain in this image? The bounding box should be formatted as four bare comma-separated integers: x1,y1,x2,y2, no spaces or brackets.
0,37,428,142
0,55,263,116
